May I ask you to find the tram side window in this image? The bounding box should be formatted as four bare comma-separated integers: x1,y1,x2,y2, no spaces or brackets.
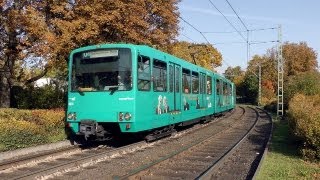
192,71,199,94
223,82,228,95
216,79,220,95
182,68,191,94
137,55,151,91
207,76,212,95
153,59,167,92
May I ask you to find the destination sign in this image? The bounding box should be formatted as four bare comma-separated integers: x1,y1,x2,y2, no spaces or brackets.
83,49,119,58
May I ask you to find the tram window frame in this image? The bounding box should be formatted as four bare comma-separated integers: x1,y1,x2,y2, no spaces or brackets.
201,74,206,94
216,79,220,95
220,81,223,95
169,65,174,92
137,55,151,91
175,66,180,93
207,76,212,95
191,71,199,94
182,68,191,94
153,59,167,92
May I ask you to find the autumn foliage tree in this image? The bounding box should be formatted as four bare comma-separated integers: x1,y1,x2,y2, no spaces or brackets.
167,41,222,70
224,66,245,96
0,0,180,108
237,41,318,106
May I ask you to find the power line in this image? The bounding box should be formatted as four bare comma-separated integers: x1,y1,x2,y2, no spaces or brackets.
207,0,246,41
213,41,246,45
249,27,277,32
180,33,197,43
249,40,278,45
213,40,277,45
200,30,243,34
202,27,277,34
225,0,248,31
178,16,211,44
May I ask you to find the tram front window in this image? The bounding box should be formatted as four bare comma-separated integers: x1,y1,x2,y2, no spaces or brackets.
71,48,132,92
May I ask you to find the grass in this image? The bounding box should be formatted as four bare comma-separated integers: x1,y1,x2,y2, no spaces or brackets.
256,115,320,180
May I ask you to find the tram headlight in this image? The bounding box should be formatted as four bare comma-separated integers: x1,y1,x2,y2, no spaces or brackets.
67,112,77,120
124,113,131,121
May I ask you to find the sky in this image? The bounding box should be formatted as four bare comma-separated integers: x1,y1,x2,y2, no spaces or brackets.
177,0,320,74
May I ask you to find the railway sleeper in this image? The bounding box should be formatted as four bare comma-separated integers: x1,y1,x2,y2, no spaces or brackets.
148,169,196,178
169,164,207,172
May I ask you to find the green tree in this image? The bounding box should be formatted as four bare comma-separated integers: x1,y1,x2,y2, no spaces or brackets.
240,73,259,104
285,71,320,106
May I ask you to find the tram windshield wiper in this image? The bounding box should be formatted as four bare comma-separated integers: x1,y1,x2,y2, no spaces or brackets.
77,87,85,95
109,86,119,94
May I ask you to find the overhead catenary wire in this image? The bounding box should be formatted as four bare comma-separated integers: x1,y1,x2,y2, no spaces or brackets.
207,0,246,41
178,16,211,44
177,13,238,71
225,0,248,31
250,40,278,45
202,27,277,34
248,27,277,32
180,33,197,43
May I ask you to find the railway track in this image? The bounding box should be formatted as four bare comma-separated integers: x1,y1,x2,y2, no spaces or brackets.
116,106,272,179
0,106,267,180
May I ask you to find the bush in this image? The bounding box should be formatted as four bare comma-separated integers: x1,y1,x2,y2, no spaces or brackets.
287,94,320,161
264,100,277,113
0,119,47,151
11,85,66,109
0,108,66,152
285,71,320,107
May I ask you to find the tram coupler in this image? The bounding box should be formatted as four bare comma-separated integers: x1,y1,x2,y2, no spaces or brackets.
79,120,97,140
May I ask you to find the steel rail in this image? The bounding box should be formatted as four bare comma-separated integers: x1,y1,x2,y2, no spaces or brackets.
0,145,78,171
196,107,263,179
115,106,246,179
7,141,147,180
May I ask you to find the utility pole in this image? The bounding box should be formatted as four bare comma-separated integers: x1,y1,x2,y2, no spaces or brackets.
277,25,284,117
247,30,249,64
258,64,261,106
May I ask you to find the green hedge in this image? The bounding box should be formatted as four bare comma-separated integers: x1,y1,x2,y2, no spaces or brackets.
0,108,66,152
288,94,320,161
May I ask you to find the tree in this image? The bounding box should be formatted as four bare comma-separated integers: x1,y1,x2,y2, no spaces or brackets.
240,73,259,104
0,0,180,108
243,41,318,106
224,66,245,96
282,42,318,76
0,0,30,107
167,41,222,70
285,71,320,106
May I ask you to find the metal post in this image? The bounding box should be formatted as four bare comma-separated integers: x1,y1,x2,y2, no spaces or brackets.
277,25,284,117
258,64,261,106
247,30,249,64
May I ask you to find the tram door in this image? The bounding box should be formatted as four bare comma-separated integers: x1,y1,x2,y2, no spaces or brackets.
168,63,181,112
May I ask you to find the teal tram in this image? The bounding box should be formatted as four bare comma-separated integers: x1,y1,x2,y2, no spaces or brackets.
65,44,236,142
